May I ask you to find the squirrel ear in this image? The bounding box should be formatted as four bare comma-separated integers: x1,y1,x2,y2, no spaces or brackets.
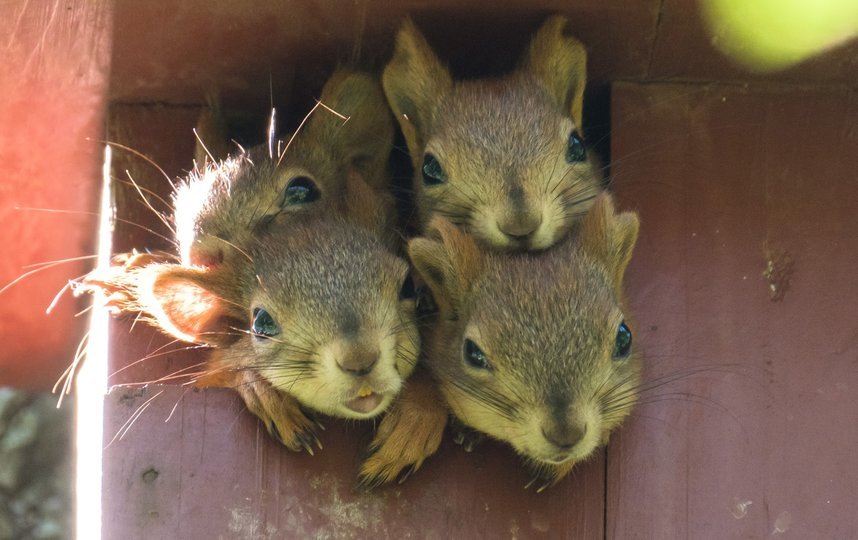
408,218,482,314
194,90,232,166
343,169,396,242
579,193,639,291
383,18,452,165
309,70,394,190
521,15,588,131
141,265,242,347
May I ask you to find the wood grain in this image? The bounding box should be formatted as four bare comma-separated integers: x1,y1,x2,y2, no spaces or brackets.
608,81,858,539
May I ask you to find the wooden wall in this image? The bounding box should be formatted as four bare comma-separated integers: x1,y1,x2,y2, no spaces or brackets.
4,0,855,537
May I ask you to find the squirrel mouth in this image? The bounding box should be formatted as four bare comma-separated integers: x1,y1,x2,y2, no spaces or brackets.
345,386,383,414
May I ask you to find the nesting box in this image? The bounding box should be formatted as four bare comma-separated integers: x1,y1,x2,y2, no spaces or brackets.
3,0,856,537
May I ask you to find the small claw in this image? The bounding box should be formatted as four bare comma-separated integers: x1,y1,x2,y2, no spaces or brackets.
361,443,380,460
463,436,481,452
356,473,384,492
397,464,417,485
452,431,465,445
297,431,316,456
269,421,284,444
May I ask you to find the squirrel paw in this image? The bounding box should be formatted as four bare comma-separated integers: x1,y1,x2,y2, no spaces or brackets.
524,460,577,493
357,397,447,490
235,373,323,455
450,420,485,452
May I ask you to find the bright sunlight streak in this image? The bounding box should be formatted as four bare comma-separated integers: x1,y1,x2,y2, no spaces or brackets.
75,144,112,540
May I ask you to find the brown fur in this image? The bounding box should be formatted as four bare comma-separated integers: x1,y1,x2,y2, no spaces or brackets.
361,193,641,489
177,69,395,267
83,182,420,453
383,16,602,251
77,70,415,453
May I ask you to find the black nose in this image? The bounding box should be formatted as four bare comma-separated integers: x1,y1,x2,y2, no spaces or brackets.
541,423,586,450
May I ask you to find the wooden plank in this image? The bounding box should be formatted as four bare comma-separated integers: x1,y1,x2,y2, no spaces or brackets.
607,81,858,538
0,0,112,389
104,385,605,539
105,105,204,388
109,0,660,107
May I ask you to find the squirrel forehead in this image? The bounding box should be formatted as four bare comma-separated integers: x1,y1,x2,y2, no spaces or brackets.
430,78,563,155
249,220,403,305
469,251,617,340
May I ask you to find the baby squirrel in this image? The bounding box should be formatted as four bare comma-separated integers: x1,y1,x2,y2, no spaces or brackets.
80,70,419,453
100,177,419,453
361,193,640,490
383,15,603,250
176,69,396,268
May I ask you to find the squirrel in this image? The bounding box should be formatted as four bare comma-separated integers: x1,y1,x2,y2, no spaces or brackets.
360,193,640,490
176,69,396,268
78,70,419,453
382,15,603,251
84,172,419,454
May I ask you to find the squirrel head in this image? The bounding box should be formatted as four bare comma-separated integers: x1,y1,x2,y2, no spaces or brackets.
384,16,601,251
176,69,395,267
110,176,416,420
130,223,418,420
408,193,640,466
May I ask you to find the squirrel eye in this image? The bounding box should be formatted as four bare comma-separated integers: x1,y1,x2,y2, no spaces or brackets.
422,153,446,185
463,339,491,370
566,131,586,163
252,307,280,339
282,176,320,206
613,321,632,359
399,273,417,301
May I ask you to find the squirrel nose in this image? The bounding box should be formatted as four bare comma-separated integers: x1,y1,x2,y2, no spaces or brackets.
498,215,541,241
336,349,378,377
541,423,586,450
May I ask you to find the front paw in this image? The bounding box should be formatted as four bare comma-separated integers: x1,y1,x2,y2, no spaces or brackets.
524,460,577,493
358,370,448,489
357,384,447,489
234,372,323,455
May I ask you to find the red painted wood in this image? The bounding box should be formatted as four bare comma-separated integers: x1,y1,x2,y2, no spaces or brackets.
104,385,605,539
607,81,858,539
0,0,111,390
106,105,205,388
99,2,858,537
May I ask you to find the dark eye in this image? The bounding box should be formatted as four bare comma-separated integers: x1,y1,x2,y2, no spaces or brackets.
422,153,446,185
463,339,491,370
399,273,417,301
282,176,320,206
252,307,280,339
613,320,632,359
566,131,586,163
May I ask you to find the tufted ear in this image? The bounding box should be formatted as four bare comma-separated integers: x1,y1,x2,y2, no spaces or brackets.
578,193,639,292
139,264,244,347
521,15,588,131
408,218,483,316
383,18,453,166
309,69,395,190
